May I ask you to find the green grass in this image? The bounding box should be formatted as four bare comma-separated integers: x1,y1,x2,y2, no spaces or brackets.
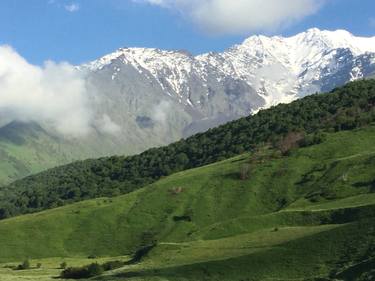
0,127,88,186
0,256,129,281
0,127,375,280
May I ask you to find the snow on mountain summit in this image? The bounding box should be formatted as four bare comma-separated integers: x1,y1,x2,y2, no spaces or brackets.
83,28,375,111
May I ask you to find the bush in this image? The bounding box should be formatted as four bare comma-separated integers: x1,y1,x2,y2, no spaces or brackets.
36,263,42,268
101,260,125,271
60,263,103,279
173,215,191,222
60,260,125,279
300,132,326,147
126,244,156,265
16,259,30,270
60,261,67,269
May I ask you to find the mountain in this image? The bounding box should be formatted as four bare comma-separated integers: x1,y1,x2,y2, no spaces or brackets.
1,28,375,185
83,28,375,118
81,29,375,136
1,79,374,219
0,125,374,280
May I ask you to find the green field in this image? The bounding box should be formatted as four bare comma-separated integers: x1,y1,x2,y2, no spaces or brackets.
0,126,374,280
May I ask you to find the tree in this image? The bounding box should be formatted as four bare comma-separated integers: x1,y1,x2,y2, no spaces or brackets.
276,132,305,155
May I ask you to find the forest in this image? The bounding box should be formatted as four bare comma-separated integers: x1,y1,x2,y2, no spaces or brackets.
0,79,374,219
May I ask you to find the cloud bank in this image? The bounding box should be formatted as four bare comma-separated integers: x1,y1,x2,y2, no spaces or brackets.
136,0,325,35
0,45,117,137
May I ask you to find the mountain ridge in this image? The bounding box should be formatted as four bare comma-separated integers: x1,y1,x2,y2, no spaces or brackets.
82,28,375,111
0,28,374,186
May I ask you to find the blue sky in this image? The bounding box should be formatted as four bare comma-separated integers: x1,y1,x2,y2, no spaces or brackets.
0,0,374,65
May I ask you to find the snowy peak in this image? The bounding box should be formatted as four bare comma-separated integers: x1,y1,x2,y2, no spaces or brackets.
240,28,375,57
82,28,375,112
84,28,375,74
84,47,194,72
291,28,375,55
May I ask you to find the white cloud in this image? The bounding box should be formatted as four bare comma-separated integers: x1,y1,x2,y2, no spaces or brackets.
95,114,121,135
0,45,92,137
152,100,171,125
64,3,80,12
135,0,325,35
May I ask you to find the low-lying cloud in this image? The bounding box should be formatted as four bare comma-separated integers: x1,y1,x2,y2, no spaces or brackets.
0,45,120,137
152,100,171,125
135,0,325,35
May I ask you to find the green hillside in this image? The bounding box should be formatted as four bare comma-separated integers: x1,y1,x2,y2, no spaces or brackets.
0,126,374,280
0,122,76,185
1,79,375,219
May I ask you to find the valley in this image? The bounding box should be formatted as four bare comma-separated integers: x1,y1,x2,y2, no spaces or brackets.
0,124,374,280
0,9,375,279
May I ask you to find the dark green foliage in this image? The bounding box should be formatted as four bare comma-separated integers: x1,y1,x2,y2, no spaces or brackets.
173,215,192,222
16,259,30,270
60,261,67,269
300,131,327,147
127,244,156,265
101,260,126,271
60,263,103,279
60,260,127,279
1,80,375,219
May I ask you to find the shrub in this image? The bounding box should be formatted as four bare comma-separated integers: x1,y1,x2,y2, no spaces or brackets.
126,244,156,265
36,263,42,268
300,132,326,147
173,215,191,222
60,261,67,269
60,260,125,279
101,260,125,271
16,259,30,270
60,263,103,279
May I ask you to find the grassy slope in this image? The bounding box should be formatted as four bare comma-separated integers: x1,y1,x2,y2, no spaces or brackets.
0,127,374,280
0,123,95,186
0,128,64,185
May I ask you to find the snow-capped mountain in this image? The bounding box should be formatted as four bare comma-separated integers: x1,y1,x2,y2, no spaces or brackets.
1,28,375,185
83,28,375,115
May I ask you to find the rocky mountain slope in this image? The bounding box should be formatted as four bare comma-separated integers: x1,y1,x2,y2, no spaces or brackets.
1,28,375,185
81,28,375,139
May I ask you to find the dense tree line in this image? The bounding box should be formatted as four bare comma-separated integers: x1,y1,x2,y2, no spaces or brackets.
0,80,374,219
